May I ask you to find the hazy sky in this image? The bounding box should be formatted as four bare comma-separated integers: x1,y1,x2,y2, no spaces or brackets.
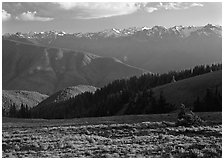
2,2,222,34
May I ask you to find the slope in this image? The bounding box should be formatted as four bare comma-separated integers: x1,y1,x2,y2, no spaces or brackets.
2,90,48,116
2,39,146,95
37,85,97,108
31,85,97,119
152,70,222,107
3,24,221,73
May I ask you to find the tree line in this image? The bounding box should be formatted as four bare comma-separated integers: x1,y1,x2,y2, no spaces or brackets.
7,103,31,118
193,86,222,112
30,63,221,119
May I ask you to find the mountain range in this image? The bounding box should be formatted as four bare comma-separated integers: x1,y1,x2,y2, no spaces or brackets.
2,24,222,117
3,39,145,95
3,24,222,73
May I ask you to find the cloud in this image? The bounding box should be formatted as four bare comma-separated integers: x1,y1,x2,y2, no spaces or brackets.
145,7,158,13
56,2,78,10
15,11,54,21
55,2,142,19
158,2,186,10
157,2,204,10
3,2,204,21
191,3,204,7
2,9,11,21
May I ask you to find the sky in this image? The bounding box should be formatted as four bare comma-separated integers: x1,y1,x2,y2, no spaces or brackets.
2,2,222,34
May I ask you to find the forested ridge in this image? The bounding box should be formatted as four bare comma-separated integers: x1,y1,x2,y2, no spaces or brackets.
29,63,221,119
8,63,222,119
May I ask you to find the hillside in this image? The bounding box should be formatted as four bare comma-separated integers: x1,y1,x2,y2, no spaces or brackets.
2,39,146,95
3,24,222,73
152,70,222,107
30,64,221,119
2,90,48,116
37,85,97,108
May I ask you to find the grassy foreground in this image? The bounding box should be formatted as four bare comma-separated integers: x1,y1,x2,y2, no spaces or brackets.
2,112,222,158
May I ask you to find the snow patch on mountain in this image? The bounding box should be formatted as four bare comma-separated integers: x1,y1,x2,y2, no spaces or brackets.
3,24,222,41
112,28,121,33
142,26,150,31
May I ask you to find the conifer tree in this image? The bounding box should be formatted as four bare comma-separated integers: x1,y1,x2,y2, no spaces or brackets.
9,103,17,117
193,96,201,112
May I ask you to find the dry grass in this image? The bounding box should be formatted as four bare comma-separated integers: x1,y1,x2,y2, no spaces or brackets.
2,112,222,158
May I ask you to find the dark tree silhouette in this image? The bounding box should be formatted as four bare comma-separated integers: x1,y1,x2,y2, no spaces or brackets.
9,103,17,117
31,63,221,119
193,87,222,112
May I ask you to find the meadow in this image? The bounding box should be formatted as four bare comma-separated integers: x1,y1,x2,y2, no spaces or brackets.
2,112,222,158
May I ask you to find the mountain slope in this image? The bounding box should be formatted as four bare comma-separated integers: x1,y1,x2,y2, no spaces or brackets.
3,24,221,73
2,90,48,116
152,70,222,107
31,85,98,119
3,39,146,94
37,85,97,108
30,64,221,119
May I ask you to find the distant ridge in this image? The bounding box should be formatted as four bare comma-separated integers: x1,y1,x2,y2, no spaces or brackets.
3,39,146,94
3,24,221,39
3,24,221,73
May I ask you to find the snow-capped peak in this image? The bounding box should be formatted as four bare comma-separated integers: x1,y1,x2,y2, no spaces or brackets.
171,25,183,31
142,26,150,31
204,23,215,28
112,28,120,33
3,24,221,41
152,26,167,31
57,31,66,36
